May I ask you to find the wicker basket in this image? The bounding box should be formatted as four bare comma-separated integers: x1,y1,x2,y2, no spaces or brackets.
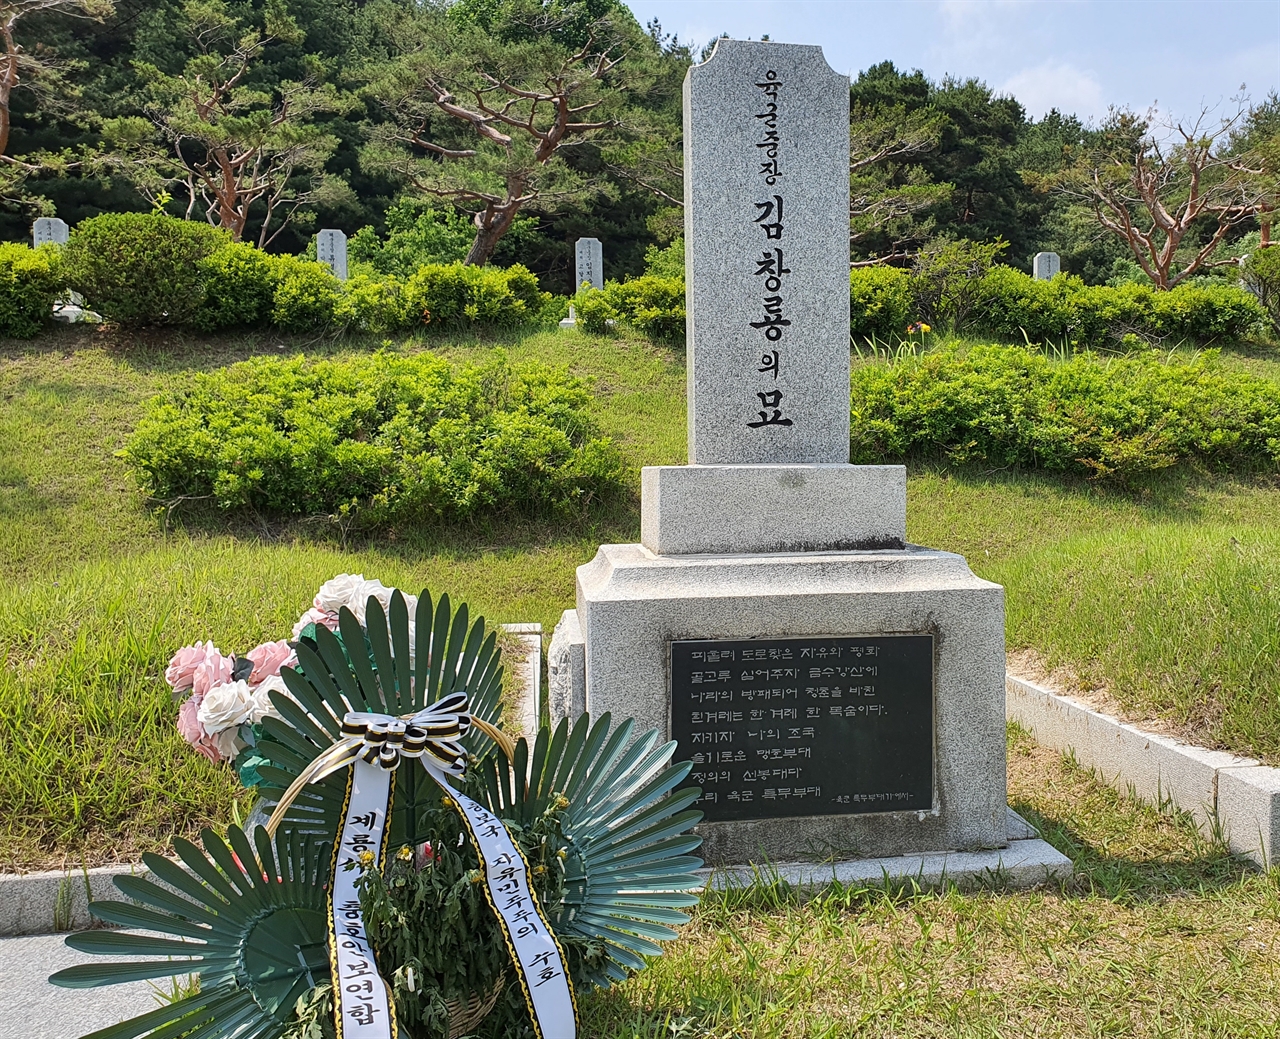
445,973,505,1039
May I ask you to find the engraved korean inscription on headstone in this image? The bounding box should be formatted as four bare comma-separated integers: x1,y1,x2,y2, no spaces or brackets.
32,217,69,246
683,39,850,464
317,229,348,281
670,635,934,823
575,237,603,291
1033,251,1060,280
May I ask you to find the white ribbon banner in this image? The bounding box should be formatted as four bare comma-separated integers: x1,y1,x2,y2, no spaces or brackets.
421,761,578,1039
273,702,577,1039
331,758,398,1039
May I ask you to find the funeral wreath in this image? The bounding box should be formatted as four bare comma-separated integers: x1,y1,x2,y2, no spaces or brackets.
51,577,705,1039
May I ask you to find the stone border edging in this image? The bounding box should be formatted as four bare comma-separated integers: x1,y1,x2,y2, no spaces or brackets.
1006,673,1280,867
0,864,141,936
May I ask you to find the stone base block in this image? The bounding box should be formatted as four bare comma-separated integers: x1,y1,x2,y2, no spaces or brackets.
576,542,1006,866
547,610,586,725
0,866,138,935
641,464,906,555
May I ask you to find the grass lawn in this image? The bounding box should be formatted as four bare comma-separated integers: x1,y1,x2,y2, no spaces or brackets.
2,325,1280,870
579,727,1280,1038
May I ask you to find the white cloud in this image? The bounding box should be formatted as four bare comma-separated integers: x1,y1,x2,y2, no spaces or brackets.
999,60,1107,121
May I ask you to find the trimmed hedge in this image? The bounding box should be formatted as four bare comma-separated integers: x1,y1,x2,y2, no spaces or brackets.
404,262,543,328
121,351,625,525
848,264,1265,346
850,345,1280,480
974,269,1266,344
576,275,685,341
0,243,62,338
63,212,230,326
849,265,911,342
51,213,552,334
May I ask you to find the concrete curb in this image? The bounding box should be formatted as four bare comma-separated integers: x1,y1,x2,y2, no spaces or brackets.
1006,673,1280,867
0,865,142,936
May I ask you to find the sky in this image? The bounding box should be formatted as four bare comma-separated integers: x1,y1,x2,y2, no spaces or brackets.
623,0,1280,125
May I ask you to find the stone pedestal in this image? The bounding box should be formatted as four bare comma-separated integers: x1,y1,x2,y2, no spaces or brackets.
566,542,1007,866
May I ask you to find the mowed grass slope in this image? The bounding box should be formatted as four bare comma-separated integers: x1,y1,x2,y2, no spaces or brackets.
580,729,1280,1038
2,326,1280,866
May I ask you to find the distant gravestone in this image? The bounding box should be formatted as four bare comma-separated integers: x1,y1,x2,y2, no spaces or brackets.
684,38,850,465
575,237,603,291
1033,251,1060,280
316,229,348,280
32,217,69,247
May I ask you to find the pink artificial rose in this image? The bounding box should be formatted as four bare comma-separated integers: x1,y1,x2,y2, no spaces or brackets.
165,640,221,693
176,697,206,744
191,649,234,699
176,698,222,762
292,607,339,641
246,640,294,684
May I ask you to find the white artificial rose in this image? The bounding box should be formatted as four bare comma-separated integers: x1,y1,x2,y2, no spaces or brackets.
197,680,255,732
249,675,291,724
349,578,395,624
213,727,246,761
314,574,366,614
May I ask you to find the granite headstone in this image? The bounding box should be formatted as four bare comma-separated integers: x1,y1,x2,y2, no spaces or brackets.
317,229,348,281
32,218,69,247
560,40,1013,869
683,38,850,465
575,237,603,291
1033,251,1060,280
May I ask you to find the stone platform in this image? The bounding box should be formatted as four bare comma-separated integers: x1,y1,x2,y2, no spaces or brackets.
702,810,1072,891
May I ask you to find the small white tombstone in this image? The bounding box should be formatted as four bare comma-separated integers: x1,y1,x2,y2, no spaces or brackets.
316,229,348,281
574,237,603,291
1033,252,1060,280
32,217,69,247
559,303,578,329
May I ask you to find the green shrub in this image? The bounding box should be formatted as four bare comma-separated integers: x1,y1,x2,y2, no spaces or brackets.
574,275,685,341
0,243,62,338
573,286,617,334
121,351,624,525
269,255,347,333
62,212,229,326
348,202,474,276
402,262,541,329
193,242,277,332
1149,283,1265,340
1241,247,1280,334
849,265,912,342
910,238,1008,328
850,345,1280,481
643,238,684,279
973,266,1264,345
342,271,409,333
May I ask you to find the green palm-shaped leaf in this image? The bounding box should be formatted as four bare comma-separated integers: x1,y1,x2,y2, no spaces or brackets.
49,825,331,1039
255,588,507,849
479,713,705,987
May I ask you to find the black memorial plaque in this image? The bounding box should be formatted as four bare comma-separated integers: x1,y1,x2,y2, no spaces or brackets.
669,635,934,823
